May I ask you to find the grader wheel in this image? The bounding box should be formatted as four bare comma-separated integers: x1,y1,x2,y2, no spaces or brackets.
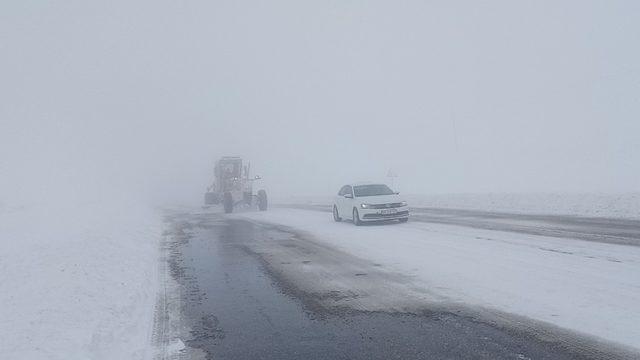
257,190,268,211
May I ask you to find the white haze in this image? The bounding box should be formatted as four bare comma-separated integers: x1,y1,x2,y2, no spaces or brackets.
1,1,639,207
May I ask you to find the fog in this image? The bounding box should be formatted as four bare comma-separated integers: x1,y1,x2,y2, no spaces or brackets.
2,1,639,207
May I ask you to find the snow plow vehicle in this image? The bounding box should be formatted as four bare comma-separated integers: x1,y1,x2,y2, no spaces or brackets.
204,156,268,213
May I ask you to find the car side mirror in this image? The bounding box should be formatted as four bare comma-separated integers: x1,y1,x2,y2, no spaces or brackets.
254,175,261,180
344,194,353,199
395,192,400,195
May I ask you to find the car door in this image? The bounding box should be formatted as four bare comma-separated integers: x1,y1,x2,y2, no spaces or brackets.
342,185,355,218
335,186,345,213
336,185,348,216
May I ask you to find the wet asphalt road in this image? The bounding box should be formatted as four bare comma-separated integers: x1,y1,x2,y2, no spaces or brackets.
160,210,632,360
278,204,640,246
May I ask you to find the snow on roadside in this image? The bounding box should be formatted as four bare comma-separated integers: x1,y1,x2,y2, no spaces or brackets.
274,192,640,219
407,193,640,219
0,200,160,360
237,208,640,351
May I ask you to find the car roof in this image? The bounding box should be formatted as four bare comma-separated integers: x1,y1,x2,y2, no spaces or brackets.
348,182,385,187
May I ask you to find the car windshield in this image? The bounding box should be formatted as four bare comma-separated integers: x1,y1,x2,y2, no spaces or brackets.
353,184,394,197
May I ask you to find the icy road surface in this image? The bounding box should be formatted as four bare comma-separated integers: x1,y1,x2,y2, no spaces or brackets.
236,208,640,352
157,207,640,359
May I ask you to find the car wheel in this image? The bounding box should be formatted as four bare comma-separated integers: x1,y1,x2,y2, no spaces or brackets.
353,208,362,226
333,205,342,222
399,217,408,223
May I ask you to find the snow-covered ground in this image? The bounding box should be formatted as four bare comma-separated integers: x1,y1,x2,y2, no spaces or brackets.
275,192,640,219
237,208,640,351
0,201,160,360
2,192,636,358
407,193,640,219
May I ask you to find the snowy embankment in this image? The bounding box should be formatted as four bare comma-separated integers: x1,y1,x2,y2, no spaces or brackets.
238,208,640,352
0,201,160,360
275,193,640,219
407,193,640,219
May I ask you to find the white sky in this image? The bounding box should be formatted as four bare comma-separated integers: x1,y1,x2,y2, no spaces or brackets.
1,1,639,205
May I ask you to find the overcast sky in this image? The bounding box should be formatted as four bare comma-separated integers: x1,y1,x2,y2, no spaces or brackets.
1,1,639,205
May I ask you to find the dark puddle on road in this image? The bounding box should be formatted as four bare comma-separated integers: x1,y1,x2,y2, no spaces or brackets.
169,214,599,360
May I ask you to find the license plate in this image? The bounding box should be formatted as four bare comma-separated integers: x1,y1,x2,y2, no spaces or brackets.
380,208,398,215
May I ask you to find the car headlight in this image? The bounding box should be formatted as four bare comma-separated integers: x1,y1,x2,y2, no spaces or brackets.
360,203,371,209
400,201,407,206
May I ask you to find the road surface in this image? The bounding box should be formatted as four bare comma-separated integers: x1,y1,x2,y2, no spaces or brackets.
155,208,639,360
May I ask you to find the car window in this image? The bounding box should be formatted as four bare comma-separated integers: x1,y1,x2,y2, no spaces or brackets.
353,184,394,197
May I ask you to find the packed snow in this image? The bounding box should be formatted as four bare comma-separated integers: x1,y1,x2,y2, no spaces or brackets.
0,200,160,360
237,208,640,351
275,192,640,219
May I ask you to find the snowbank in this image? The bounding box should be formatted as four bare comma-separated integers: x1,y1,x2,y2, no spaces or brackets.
407,193,640,219
0,200,160,360
274,193,640,219
238,208,640,351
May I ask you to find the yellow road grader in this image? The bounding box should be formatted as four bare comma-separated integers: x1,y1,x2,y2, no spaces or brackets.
204,156,267,213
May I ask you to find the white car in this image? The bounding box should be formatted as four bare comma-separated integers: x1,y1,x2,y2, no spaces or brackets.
333,183,409,225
